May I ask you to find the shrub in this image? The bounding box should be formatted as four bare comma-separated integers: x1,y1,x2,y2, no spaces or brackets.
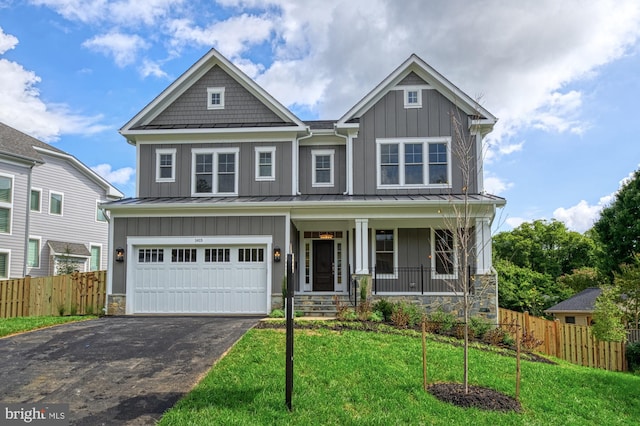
627,341,640,372
390,301,423,328
372,299,394,322
483,327,510,346
369,310,384,322
269,309,285,318
469,316,492,339
390,305,410,328
427,309,456,333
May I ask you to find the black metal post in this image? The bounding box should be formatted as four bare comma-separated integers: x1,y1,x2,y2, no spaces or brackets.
285,253,294,411
420,264,424,294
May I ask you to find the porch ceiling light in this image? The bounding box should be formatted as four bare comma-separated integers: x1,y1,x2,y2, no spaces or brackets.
319,232,334,240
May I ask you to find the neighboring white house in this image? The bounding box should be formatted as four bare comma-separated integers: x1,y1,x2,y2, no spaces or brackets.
0,122,123,279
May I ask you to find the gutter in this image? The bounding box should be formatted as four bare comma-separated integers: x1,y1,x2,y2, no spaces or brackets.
23,161,38,276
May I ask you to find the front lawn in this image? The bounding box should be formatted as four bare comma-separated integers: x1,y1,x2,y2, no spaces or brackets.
0,316,96,337
159,326,639,425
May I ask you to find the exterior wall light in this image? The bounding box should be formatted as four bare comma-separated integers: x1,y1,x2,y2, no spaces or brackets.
115,247,125,263
273,246,282,262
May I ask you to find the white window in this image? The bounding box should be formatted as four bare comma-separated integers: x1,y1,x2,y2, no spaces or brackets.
192,148,239,196
156,148,176,182
28,238,40,268
374,229,397,275
0,174,13,234
30,188,41,212
207,87,225,109
90,245,101,271
404,87,422,108
312,149,334,187
49,191,63,215
96,201,107,222
376,138,451,188
0,250,9,278
432,229,457,278
255,147,276,181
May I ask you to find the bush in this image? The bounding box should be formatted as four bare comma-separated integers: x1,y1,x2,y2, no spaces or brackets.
483,327,511,346
269,309,285,318
390,301,423,328
469,316,492,339
372,299,394,322
369,310,384,322
427,309,456,333
627,341,640,372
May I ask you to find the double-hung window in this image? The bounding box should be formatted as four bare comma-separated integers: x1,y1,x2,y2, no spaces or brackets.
50,191,63,215
90,245,101,271
30,189,41,212
0,251,8,278
255,147,276,181
377,138,450,188
156,148,176,182
433,229,456,277
0,174,12,234
192,148,239,196
312,149,334,187
375,229,396,275
28,238,40,268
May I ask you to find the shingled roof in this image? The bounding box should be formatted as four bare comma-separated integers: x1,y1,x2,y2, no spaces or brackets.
0,121,65,163
544,287,602,313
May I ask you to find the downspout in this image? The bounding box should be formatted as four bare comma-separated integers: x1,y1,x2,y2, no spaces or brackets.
23,161,37,277
296,126,314,195
332,127,350,195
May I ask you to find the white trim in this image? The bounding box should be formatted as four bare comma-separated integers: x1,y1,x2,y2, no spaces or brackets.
96,200,108,223
27,236,41,269
30,187,42,213
0,249,10,279
155,148,176,183
376,137,452,189
403,86,423,108
372,228,398,279
255,146,276,181
207,87,225,109
191,147,240,196
311,149,334,187
49,190,64,216
90,243,102,271
431,228,458,280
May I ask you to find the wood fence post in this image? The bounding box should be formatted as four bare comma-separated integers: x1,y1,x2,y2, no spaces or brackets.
23,276,31,316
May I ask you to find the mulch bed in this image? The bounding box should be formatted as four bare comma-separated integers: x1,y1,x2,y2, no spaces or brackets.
428,383,522,412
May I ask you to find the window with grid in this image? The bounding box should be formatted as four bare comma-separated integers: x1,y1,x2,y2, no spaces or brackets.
207,87,225,109
138,249,164,263
255,147,276,180
156,149,176,182
380,144,399,185
375,230,395,274
377,139,449,187
434,229,455,275
205,248,230,262
0,175,12,233
239,248,264,262
193,149,238,195
428,143,448,184
171,248,197,263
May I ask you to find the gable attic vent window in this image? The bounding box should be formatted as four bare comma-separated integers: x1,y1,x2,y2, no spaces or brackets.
207,87,225,110
404,87,422,108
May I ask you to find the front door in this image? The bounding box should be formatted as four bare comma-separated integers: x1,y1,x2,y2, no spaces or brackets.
313,240,334,291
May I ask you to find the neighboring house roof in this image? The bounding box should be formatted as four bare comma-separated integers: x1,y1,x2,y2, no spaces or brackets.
0,121,124,199
337,53,496,134
0,121,65,164
120,47,307,139
544,287,603,314
48,240,92,258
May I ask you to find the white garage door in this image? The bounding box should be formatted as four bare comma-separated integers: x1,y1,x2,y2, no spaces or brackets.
131,245,268,314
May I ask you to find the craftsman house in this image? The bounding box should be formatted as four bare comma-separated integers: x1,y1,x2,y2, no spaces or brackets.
103,48,505,317
0,122,123,279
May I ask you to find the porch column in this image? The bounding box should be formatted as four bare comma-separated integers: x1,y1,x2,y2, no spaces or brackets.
355,219,369,274
475,218,492,274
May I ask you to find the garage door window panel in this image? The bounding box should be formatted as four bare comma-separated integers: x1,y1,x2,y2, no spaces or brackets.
172,248,197,262
205,248,230,262
138,249,164,263
239,248,264,262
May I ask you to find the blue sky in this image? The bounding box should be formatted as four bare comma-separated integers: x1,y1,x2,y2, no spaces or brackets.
1,0,640,233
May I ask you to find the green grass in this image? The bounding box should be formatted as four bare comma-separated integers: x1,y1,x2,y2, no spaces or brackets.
159,327,640,426
0,316,96,337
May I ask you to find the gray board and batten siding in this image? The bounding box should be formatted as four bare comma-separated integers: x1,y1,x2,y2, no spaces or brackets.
298,144,347,195
353,81,478,195
110,215,287,294
139,141,294,198
148,65,287,128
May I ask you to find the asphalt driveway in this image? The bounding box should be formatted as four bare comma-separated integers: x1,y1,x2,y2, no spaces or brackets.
0,316,260,425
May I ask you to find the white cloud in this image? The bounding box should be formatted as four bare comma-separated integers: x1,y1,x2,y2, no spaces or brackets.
91,163,135,185
484,174,513,196
82,32,149,67
0,26,18,54
139,59,169,79
553,200,604,233
0,28,108,141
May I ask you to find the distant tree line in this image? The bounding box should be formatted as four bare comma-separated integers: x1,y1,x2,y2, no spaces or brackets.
493,169,640,333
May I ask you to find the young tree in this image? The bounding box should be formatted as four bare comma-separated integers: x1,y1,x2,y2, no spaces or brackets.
592,286,627,342
613,256,640,328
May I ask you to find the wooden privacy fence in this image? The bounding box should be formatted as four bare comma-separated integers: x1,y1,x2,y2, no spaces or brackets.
0,271,106,318
499,308,627,372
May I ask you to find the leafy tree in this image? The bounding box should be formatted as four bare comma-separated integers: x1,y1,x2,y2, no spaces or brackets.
557,267,606,293
494,259,572,316
493,219,597,281
613,256,640,328
592,286,627,342
593,169,640,277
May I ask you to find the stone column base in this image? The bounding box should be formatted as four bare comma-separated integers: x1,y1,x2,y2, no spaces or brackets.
106,294,126,315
